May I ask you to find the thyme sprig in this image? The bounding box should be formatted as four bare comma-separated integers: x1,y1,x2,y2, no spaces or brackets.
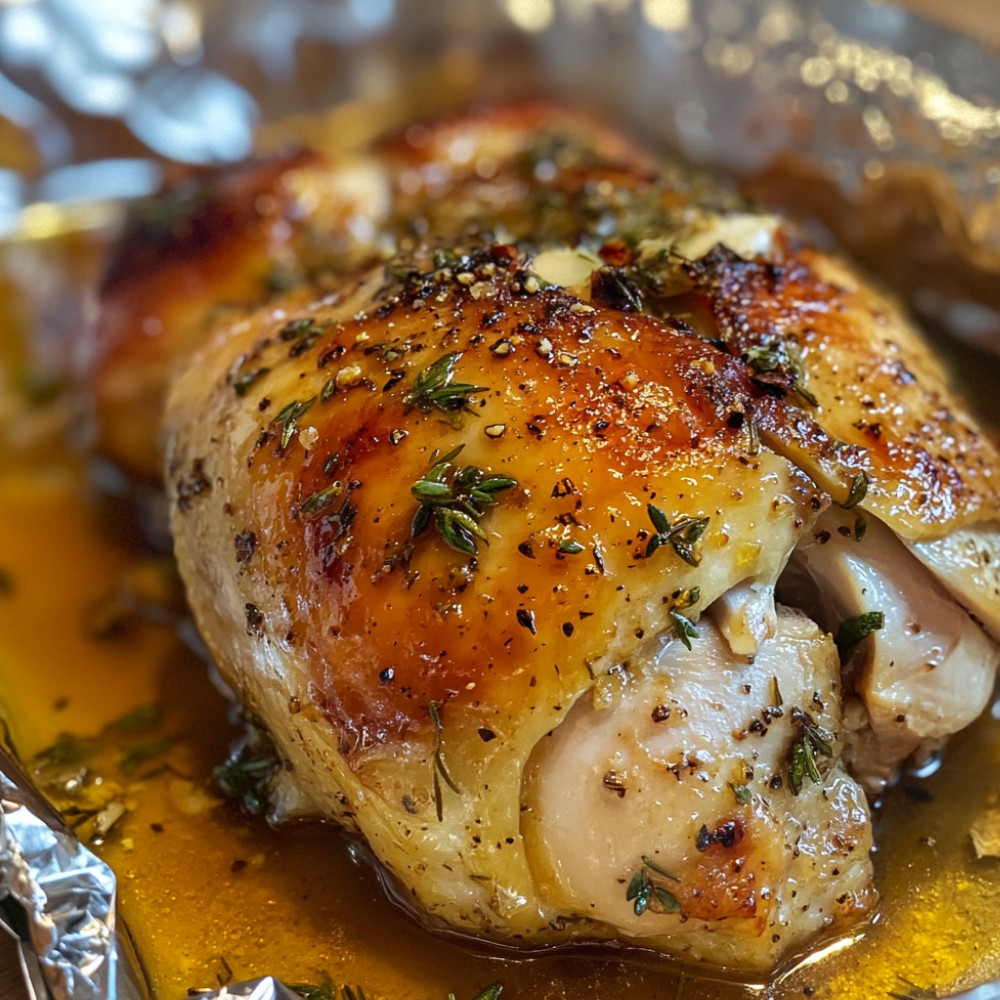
786,708,835,796
411,445,517,556
429,700,461,822
645,505,709,567
744,340,818,407
404,353,488,414
626,855,682,917
213,748,279,815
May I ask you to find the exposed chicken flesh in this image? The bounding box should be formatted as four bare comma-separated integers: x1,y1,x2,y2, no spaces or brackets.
86,102,1000,974
522,607,874,970
779,508,1000,793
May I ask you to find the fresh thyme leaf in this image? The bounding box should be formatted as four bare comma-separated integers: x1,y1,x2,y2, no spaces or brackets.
841,471,870,509
213,750,279,815
729,781,752,805
644,505,709,566
788,731,821,794
410,446,516,556
558,539,585,554
279,317,330,358
669,610,698,650
647,504,670,535
33,734,95,769
273,396,317,450
835,610,885,661
786,708,835,796
299,481,344,518
744,340,817,406
626,868,648,902
467,985,503,1000
669,517,710,566
107,705,159,732
626,859,682,917
234,367,270,396
404,352,488,414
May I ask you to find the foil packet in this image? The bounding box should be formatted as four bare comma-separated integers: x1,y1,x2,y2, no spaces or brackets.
1,1,999,999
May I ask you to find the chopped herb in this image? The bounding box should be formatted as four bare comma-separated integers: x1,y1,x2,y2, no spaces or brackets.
626,856,682,917
744,341,818,407
32,733,95,770
786,708,835,796
34,703,163,773
887,977,938,1000
279,317,330,357
234,367,270,396
465,986,503,1000
645,505,710,566
299,481,344,518
835,610,885,661
558,539,585,554
120,737,176,774
213,748,278,815
410,445,516,556
404,353,488,414
107,705,159,732
729,782,752,805
669,610,698,650
841,471,870,509
429,700,461,821
273,396,317,450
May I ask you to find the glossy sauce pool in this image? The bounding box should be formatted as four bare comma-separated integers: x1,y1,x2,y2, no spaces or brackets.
2,226,1000,1000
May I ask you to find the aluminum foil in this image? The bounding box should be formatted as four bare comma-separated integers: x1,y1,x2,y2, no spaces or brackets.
1,1,999,999
0,746,146,1000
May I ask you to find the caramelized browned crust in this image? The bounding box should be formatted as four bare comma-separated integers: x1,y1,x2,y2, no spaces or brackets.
685,242,1000,537
168,247,820,746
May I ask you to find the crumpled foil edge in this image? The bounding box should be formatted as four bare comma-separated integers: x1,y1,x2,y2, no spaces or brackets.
0,746,147,1000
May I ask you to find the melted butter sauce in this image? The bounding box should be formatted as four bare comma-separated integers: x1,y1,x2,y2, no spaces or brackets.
2,229,1000,1000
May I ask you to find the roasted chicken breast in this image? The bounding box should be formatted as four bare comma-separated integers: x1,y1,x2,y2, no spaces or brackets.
89,102,1000,974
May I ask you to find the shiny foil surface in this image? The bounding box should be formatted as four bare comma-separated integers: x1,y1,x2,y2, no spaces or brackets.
0,1,999,998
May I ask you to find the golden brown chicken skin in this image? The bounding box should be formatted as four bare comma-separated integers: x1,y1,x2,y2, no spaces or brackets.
166,245,870,969
91,101,1000,972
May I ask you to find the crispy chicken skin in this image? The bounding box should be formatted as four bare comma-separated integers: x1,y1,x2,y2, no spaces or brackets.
93,102,1000,972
